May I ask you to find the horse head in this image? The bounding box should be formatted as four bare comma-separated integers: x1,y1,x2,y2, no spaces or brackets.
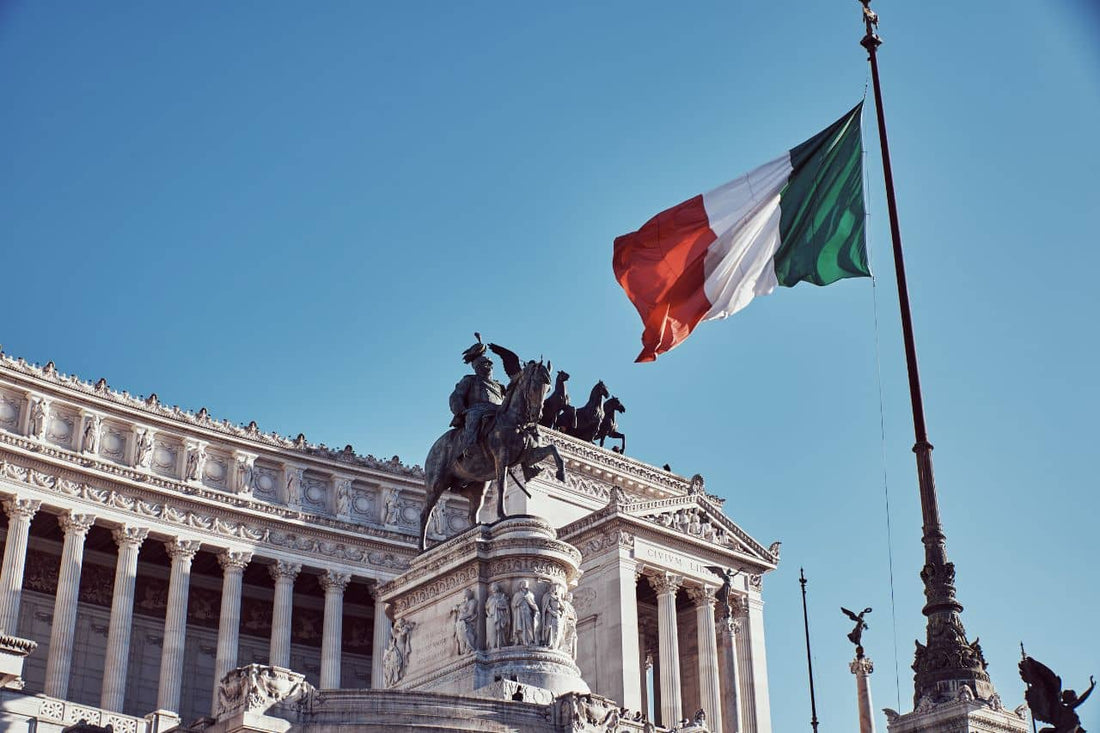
508,359,552,424
589,380,609,404
556,370,570,384
605,396,625,414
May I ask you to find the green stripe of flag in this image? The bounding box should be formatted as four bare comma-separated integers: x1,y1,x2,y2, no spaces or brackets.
775,102,870,288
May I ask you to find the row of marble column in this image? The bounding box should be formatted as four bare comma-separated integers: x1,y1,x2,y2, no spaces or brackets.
641,572,726,731
0,495,388,718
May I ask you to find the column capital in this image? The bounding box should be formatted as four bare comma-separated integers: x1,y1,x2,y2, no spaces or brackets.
2,497,41,521
217,550,253,572
112,525,149,549
850,656,874,676
646,571,683,597
685,583,716,607
269,560,302,582
165,538,202,562
320,570,352,593
58,512,96,538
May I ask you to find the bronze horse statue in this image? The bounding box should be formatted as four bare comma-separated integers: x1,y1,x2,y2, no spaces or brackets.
420,357,565,551
540,370,570,428
596,395,626,453
566,380,609,442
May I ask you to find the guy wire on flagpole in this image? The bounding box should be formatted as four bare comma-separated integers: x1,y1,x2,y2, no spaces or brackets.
799,568,820,733
858,0,992,704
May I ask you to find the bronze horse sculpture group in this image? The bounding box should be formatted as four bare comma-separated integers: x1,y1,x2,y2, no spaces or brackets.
420,356,565,550
540,372,626,453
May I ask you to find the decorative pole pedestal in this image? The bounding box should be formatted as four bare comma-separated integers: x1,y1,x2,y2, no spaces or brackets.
850,652,875,733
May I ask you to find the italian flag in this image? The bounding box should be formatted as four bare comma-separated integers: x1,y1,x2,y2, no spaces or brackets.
613,103,870,362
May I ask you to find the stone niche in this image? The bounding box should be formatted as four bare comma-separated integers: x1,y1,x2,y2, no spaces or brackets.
378,516,590,699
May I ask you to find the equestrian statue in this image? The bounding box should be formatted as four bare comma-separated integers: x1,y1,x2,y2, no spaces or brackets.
420,334,565,551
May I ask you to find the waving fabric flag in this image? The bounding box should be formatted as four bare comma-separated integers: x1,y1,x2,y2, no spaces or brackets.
613,102,870,362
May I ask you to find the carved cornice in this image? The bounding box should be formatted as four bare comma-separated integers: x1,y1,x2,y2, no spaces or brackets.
0,452,411,574
546,430,692,496
0,354,424,479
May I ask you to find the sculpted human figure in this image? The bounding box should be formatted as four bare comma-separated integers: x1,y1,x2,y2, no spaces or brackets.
186,445,207,481
511,580,539,646
486,582,510,650
384,617,416,685
135,430,153,467
384,487,401,525
561,591,578,658
29,399,47,439
432,496,448,536
237,457,254,494
82,416,99,454
452,589,479,654
449,335,507,461
541,584,565,648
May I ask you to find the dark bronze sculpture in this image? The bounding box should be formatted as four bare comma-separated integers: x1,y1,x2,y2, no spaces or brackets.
566,380,609,442
1020,655,1094,732
841,607,872,652
705,566,740,621
420,337,565,551
540,370,570,429
596,395,626,453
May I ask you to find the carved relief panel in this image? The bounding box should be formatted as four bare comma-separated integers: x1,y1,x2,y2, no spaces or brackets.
151,435,182,479
45,406,77,450
201,448,230,490
251,460,281,502
0,390,23,432
98,420,130,464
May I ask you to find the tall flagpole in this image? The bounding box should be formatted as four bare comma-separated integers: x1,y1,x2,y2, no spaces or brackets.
858,0,994,706
799,569,820,732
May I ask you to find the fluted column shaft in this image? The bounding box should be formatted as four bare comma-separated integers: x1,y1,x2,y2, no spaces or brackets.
718,622,741,733
320,570,351,688
44,512,96,698
651,573,683,727
0,497,41,634
268,561,301,668
691,587,724,733
101,525,148,712
212,550,251,714
157,539,201,712
370,585,391,689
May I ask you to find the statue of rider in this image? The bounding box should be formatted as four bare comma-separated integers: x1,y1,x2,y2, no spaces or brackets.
449,334,507,461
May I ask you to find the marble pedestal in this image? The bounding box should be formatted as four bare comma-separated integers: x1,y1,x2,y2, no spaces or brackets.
378,516,590,698
885,691,1029,733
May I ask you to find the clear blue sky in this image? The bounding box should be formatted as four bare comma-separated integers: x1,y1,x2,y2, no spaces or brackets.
2,1,1097,730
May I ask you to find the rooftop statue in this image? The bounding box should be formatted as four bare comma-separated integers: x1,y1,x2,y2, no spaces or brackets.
1020,655,1094,733
705,566,740,622
420,335,566,551
842,606,873,653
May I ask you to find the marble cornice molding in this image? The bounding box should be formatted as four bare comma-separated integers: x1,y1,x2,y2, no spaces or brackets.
546,430,690,499
0,448,413,576
561,510,776,576
0,357,425,482
0,430,416,547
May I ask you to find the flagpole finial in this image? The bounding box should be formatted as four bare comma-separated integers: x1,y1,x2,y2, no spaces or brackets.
859,0,882,54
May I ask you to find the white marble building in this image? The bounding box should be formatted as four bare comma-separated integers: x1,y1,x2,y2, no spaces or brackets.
0,352,778,732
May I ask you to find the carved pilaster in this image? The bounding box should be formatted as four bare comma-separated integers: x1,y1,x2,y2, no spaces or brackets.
232,450,256,495
332,475,353,518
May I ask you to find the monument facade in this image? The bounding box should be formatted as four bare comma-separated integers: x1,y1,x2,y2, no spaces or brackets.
0,351,778,732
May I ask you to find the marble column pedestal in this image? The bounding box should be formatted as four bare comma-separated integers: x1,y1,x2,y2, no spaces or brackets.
378,516,590,699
